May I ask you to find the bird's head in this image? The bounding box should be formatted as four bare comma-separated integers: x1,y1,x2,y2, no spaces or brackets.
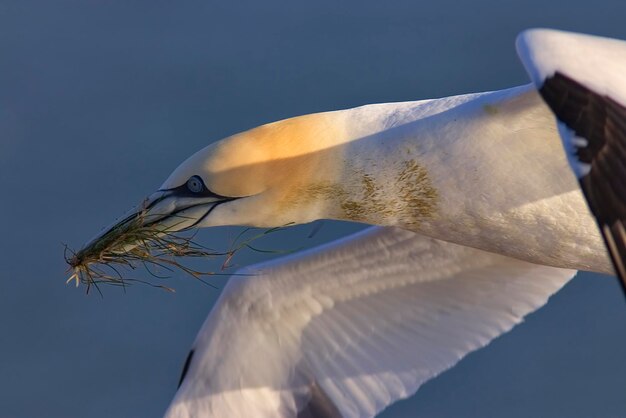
154,111,346,230
67,111,351,287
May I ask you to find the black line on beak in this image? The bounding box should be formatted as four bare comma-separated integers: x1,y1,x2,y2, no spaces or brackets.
185,199,230,230
143,197,236,231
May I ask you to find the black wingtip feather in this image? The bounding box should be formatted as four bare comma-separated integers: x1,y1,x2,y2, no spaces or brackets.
540,72,626,295
297,381,343,418
178,349,195,389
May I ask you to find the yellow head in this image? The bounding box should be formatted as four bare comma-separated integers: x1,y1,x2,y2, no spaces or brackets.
156,110,350,229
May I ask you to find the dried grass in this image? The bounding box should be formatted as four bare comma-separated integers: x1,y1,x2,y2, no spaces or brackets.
64,208,289,295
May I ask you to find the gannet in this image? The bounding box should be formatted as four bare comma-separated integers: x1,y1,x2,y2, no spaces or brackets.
69,29,625,417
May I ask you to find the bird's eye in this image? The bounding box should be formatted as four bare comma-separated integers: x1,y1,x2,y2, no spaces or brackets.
186,176,204,193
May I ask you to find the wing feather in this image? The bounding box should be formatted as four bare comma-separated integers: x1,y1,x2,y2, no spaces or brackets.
517,28,626,292
165,227,575,418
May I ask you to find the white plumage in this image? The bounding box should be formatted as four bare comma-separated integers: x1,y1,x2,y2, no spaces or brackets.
518,29,626,289
517,29,626,108
73,28,626,417
165,228,575,418
161,29,625,417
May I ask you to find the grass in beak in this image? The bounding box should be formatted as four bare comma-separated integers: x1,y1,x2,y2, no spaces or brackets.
64,209,291,295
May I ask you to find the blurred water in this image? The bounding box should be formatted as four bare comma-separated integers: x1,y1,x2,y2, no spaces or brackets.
1,1,626,417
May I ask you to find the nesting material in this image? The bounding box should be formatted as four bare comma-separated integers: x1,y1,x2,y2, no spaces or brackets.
65,207,288,294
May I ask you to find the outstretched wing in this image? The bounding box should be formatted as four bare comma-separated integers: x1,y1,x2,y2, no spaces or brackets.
165,227,575,418
517,28,626,292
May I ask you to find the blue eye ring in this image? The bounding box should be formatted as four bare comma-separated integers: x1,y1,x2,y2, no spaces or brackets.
186,176,204,193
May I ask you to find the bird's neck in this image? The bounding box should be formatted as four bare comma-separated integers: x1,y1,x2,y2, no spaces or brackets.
319,86,544,229
311,85,608,271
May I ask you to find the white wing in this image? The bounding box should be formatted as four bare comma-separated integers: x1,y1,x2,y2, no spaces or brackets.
516,28,626,291
516,29,626,108
164,227,575,418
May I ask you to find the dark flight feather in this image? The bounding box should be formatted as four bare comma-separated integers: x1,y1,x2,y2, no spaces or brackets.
540,72,626,294
178,349,195,389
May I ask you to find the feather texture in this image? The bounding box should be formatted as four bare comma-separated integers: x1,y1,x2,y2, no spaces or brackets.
517,28,626,291
165,227,575,418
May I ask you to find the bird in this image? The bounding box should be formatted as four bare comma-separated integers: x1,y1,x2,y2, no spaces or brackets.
70,28,624,417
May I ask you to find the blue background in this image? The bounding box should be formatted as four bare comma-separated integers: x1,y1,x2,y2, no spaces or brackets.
1,1,626,417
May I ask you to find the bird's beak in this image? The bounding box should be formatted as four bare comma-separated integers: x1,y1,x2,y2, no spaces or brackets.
70,189,233,270
128,189,231,233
